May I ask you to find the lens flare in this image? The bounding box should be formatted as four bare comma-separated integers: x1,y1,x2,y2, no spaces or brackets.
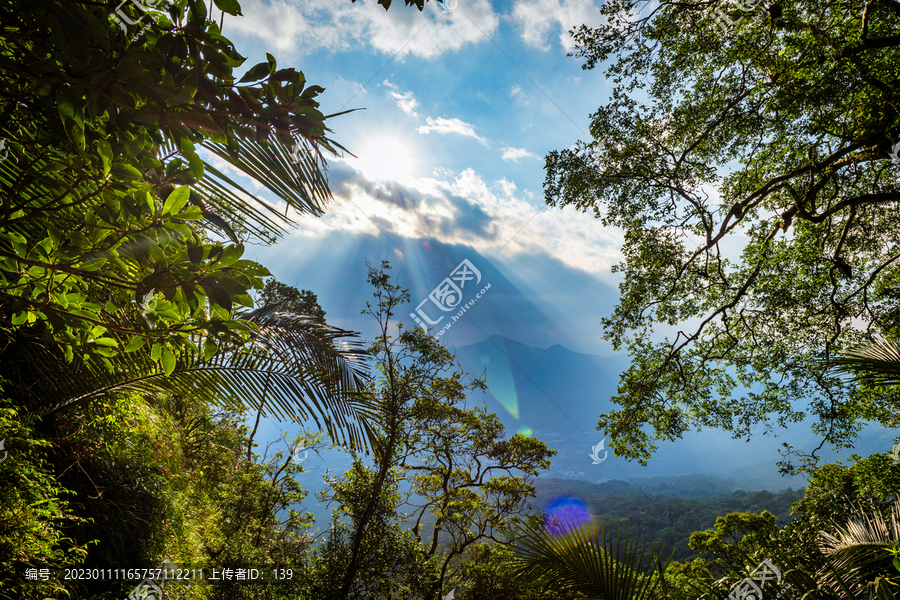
543,495,593,538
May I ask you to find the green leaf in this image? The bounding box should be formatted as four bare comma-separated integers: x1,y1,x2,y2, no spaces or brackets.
80,258,107,271
161,349,176,376
213,0,243,15
188,245,203,264
110,164,144,182
238,61,271,84
206,285,232,311
97,139,113,177
125,336,147,353
163,186,191,216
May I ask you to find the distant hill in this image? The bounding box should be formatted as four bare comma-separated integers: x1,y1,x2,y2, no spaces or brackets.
531,475,805,563
535,474,743,499
453,335,894,491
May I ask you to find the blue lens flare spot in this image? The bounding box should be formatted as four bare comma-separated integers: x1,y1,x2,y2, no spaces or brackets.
543,495,593,536
518,426,533,437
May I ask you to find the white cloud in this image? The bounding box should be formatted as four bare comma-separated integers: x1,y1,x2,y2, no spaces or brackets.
383,80,419,116
501,146,540,162
225,0,500,59
510,84,528,105
417,117,489,146
509,0,604,51
270,161,622,275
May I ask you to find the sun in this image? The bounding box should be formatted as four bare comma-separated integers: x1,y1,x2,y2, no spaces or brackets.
351,135,415,183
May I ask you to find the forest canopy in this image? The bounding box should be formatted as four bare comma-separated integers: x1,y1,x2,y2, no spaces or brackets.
541,0,900,472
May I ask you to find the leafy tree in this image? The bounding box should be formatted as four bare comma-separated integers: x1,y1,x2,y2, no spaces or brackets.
315,261,553,599
0,0,349,364
542,0,900,472
686,510,776,575
0,0,381,448
260,279,327,322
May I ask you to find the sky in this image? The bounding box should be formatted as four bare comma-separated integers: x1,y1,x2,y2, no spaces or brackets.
205,0,897,494
216,0,631,354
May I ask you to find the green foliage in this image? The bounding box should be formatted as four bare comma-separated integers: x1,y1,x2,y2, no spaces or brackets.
0,390,90,599
261,279,327,322
543,0,900,473
316,261,554,599
687,511,776,575
6,304,373,450
0,0,349,366
504,514,667,600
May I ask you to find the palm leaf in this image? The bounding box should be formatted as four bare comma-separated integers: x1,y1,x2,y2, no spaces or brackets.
15,306,377,452
177,133,348,243
826,337,900,386
504,513,667,600
818,498,900,595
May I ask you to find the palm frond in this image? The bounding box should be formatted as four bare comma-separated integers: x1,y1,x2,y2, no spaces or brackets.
819,499,900,555
826,337,900,386
182,134,344,243
504,513,666,600
16,306,376,452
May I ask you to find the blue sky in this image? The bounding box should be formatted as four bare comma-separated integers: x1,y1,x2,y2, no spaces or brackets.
214,0,629,354
205,0,898,491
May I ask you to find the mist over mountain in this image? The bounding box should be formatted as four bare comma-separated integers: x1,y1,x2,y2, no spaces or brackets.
452,335,894,492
